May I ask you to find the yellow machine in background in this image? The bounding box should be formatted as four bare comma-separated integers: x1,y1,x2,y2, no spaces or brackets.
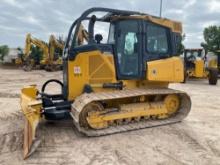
46,25,88,71
184,48,218,85
205,50,220,76
77,24,89,45
23,33,50,71
20,8,191,159
14,48,23,65
15,58,23,65
46,35,64,71
216,50,220,74
23,33,66,71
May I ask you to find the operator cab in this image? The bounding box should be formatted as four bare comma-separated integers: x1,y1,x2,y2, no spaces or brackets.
65,8,182,81
108,19,173,79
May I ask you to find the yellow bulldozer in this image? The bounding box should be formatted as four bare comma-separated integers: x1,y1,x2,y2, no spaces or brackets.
20,7,191,159
183,48,218,85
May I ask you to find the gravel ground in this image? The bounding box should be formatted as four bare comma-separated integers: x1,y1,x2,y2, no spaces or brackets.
0,67,220,165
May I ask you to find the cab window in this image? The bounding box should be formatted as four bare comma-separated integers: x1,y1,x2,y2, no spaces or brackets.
146,24,169,54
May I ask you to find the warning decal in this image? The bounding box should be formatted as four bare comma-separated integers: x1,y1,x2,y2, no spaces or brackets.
74,66,81,74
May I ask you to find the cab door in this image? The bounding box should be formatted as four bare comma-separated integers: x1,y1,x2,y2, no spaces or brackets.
114,20,143,80
144,22,184,82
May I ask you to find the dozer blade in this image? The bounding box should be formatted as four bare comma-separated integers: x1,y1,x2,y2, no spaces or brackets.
24,119,41,159
20,86,42,159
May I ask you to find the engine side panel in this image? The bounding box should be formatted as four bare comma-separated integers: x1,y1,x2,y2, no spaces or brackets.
147,57,184,82
67,51,117,100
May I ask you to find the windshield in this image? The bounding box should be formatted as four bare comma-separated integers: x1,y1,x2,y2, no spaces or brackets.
186,50,202,58
146,24,168,54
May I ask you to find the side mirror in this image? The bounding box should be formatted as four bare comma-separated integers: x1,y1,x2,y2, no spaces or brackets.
95,34,103,44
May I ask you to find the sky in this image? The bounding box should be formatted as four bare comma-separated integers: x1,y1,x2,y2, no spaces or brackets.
0,0,220,48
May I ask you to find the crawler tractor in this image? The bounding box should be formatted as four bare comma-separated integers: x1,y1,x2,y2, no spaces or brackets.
20,8,191,159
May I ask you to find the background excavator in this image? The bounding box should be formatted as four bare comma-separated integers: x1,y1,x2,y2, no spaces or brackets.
46,35,64,71
22,33,66,71
20,7,191,159
46,25,88,71
183,48,218,85
22,33,49,71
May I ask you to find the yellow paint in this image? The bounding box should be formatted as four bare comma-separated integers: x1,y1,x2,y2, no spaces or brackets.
67,51,117,100
194,60,204,77
20,85,42,139
87,101,168,129
86,93,180,129
147,57,184,82
67,51,180,100
48,34,64,65
15,57,22,65
164,94,180,115
208,58,218,68
24,33,49,64
187,59,217,79
112,15,182,33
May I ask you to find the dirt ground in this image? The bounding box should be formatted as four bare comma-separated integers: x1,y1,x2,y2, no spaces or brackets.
0,67,220,165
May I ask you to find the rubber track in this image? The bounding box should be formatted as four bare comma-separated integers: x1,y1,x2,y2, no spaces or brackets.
71,88,191,136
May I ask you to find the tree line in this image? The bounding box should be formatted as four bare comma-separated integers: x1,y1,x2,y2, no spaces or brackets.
201,25,220,55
